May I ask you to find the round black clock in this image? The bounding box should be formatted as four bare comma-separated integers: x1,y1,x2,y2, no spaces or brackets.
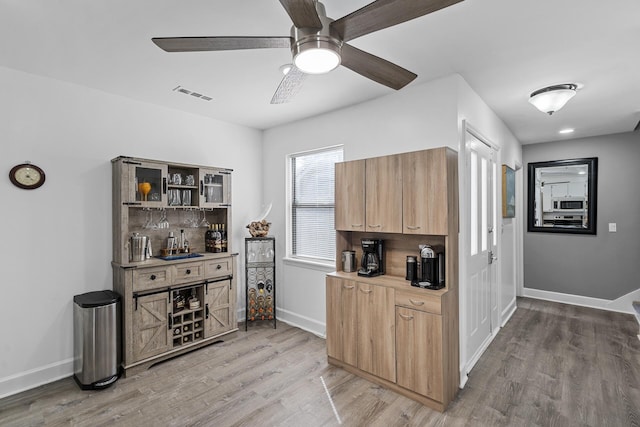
9,163,46,190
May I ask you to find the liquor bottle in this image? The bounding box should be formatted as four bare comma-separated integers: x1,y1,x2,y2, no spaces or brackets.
205,225,215,253
213,224,222,253
221,224,228,252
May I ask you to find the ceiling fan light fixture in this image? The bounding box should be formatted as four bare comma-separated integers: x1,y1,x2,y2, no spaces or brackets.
528,83,578,115
293,39,341,74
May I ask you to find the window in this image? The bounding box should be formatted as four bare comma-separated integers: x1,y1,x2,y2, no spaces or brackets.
289,146,343,262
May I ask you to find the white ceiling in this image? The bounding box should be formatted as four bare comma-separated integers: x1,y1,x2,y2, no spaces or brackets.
1,0,639,144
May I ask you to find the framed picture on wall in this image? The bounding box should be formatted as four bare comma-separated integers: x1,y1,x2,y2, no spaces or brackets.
502,165,515,218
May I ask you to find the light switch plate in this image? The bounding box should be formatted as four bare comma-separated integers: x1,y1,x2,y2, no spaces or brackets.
608,223,617,232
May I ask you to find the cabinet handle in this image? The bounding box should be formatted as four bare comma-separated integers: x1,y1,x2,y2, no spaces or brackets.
186,269,191,275
162,177,167,194
168,313,173,329
368,224,381,228
360,288,372,294
216,264,222,270
399,313,414,321
200,180,204,195
343,285,354,290
150,274,157,281
406,225,421,230
409,299,425,306
205,303,209,319
351,224,363,227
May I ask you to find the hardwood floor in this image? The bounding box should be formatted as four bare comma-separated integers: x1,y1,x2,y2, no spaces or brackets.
1,297,639,426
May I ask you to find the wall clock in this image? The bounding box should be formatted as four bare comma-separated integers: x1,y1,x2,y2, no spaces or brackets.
9,163,46,190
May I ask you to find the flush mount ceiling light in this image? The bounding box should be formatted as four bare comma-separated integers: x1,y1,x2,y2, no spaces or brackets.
528,83,578,115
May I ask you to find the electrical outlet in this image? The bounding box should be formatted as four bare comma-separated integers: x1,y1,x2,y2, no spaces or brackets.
608,223,617,232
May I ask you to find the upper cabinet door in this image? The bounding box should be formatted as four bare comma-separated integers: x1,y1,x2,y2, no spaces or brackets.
402,148,449,235
365,155,403,233
335,160,365,231
123,160,168,207
200,168,231,208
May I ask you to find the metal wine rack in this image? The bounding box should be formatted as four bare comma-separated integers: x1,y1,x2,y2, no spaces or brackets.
245,237,276,330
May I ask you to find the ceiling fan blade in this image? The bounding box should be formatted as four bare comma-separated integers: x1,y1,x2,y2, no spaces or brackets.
340,43,417,90
278,0,322,29
152,36,292,52
271,65,308,104
331,0,464,42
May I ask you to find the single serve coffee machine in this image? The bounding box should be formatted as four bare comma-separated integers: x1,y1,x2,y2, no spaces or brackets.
410,244,445,289
358,239,384,277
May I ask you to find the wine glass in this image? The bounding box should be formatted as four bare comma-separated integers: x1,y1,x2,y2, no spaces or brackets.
198,209,210,228
138,182,151,201
143,208,158,229
158,208,169,229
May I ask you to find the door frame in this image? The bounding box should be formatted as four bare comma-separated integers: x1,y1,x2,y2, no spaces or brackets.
458,120,501,388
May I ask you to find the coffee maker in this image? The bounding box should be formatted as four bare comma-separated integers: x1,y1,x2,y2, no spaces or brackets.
411,244,445,289
358,239,384,277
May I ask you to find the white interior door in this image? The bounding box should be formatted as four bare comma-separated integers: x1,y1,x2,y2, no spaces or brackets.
464,131,498,373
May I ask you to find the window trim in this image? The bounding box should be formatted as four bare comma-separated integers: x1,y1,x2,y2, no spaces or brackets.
286,145,343,265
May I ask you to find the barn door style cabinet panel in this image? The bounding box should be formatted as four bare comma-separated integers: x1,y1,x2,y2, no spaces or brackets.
112,156,238,376
327,147,459,412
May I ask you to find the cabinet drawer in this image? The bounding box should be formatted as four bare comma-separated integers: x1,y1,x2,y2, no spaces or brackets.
133,267,172,292
173,261,205,285
205,257,233,279
395,290,441,315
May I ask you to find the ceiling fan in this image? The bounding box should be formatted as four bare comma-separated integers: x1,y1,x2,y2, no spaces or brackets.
152,0,463,104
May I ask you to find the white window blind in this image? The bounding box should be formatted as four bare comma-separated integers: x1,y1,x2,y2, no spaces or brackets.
290,146,343,261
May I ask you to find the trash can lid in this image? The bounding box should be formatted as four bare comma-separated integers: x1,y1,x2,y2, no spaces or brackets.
74,290,121,308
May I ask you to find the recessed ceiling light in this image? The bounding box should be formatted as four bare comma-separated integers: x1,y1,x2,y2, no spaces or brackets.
559,128,575,134
279,64,292,75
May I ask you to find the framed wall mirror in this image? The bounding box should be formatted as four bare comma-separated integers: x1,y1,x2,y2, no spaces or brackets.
527,157,598,234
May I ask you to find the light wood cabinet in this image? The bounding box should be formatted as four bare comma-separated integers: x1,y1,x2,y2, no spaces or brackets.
334,160,365,231
402,147,457,235
356,282,396,382
326,276,357,366
365,155,402,233
112,156,238,376
396,306,443,401
132,292,172,361
334,155,402,233
335,148,456,236
204,278,235,338
327,146,459,412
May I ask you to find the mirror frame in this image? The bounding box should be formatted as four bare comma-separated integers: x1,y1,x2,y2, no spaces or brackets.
527,157,598,235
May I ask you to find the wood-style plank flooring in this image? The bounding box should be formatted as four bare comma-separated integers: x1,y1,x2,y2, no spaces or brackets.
1,297,639,426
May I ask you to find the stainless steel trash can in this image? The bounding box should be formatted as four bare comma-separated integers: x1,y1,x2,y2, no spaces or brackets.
73,290,121,390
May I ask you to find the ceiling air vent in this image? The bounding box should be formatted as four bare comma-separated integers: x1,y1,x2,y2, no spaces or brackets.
172,85,213,102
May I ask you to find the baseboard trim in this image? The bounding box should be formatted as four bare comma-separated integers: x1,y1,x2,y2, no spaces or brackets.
523,287,639,314
275,308,326,339
501,299,517,327
464,331,496,379
0,358,73,400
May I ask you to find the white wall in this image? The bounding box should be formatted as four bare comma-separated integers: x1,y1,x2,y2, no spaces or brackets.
262,75,459,335
0,66,263,398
